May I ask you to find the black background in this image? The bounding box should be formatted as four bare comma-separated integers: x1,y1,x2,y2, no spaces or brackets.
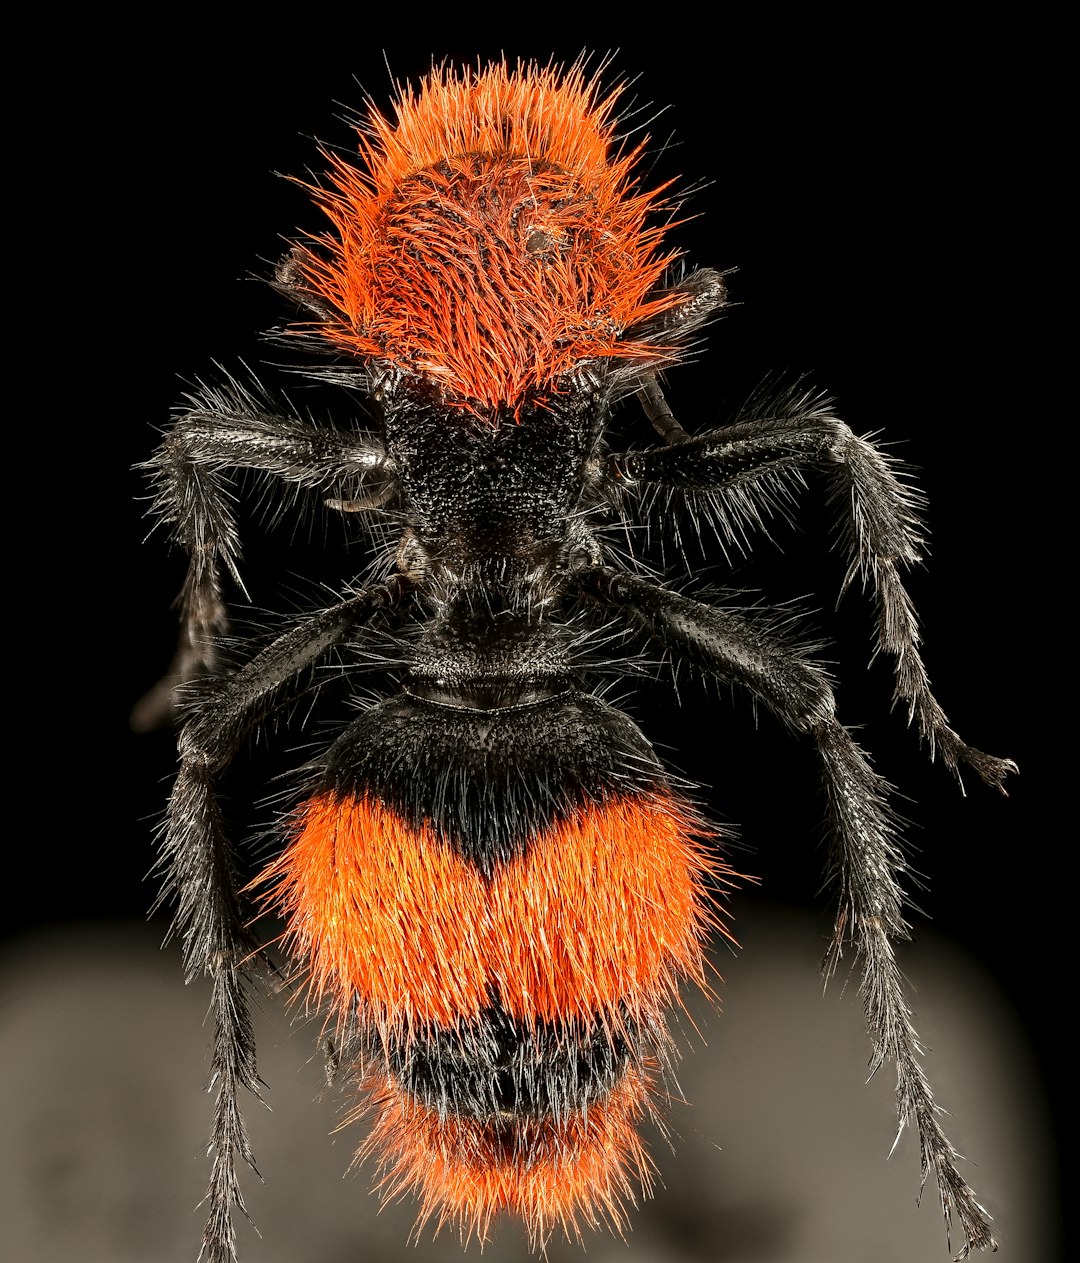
21,20,1057,1253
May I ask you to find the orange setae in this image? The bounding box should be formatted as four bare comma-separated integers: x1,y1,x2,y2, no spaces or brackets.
356,1061,659,1245
291,61,686,413
257,791,726,1040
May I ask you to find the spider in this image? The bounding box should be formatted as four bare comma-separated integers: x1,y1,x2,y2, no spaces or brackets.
142,59,1015,1263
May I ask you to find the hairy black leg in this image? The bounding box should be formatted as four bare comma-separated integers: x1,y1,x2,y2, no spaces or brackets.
611,386,1016,792
136,374,390,728
155,579,410,1263
816,724,997,1258
579,565,997,1257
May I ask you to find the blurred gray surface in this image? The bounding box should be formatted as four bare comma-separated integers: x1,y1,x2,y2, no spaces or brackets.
0,906,1054,1263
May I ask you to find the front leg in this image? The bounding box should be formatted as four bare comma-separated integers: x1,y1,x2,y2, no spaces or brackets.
611,385,1016,791
578,565,997,1257
136,374,391,729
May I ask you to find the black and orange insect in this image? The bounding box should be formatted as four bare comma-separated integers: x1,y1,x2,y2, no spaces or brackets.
143,60,1015,1262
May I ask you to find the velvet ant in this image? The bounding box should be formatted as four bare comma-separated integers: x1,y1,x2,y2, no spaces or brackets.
141,59,1016,1263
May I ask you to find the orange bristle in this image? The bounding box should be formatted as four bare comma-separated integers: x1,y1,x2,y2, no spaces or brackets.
291,61,686,413
354,1062,659,1247
256,791,730,1042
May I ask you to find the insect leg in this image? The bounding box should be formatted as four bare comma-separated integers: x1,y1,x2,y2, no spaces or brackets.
137,375,390,729
611,386,1016,791
579,565,997,1257
157,578,410,1263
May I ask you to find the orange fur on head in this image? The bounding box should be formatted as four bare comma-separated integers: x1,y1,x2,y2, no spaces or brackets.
292,62,687,413
253,788,730,1243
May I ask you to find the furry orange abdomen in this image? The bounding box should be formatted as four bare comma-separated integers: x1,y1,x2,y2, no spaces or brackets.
356,1061,657,1242
262,791,719,1037
256,789,726,1242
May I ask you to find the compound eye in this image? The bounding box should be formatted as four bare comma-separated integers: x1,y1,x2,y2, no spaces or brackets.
523,218,573,262
526,228,555,255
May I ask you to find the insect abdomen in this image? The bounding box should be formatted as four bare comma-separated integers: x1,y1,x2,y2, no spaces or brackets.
257,690,729,1240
